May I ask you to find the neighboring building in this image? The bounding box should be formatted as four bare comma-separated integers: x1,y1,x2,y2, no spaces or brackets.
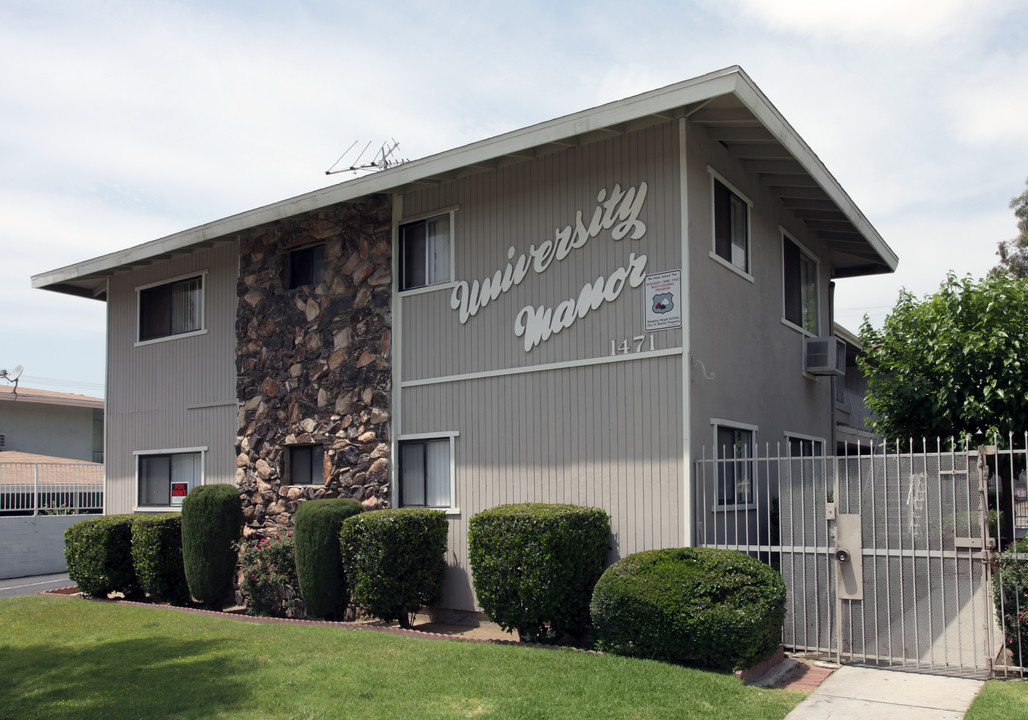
32,67,897,611
833,323,880,451
0,386,104,463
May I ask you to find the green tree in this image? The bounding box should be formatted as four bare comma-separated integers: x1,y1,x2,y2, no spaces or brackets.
993,177,1028,278
858,273,1028,441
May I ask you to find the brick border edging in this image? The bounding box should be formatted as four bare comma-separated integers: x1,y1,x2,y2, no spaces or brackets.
735,646,785,684
37,587,602,655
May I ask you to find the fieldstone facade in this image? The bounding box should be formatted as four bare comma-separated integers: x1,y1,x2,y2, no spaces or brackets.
234,196,393,537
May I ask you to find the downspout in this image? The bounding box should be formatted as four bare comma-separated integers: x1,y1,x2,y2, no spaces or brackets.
389,193,403,509
679,117,693,546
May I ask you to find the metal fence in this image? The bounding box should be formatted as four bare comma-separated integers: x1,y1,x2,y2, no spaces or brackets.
695,435,1028,679
0,462,104,515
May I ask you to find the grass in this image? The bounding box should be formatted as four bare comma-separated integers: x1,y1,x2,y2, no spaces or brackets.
965,679,1028,720
0,596,805,720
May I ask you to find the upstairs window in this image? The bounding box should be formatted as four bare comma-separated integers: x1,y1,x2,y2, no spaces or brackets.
288,445,324,485
400,214,451,291
783,235,819,334
288,244,325,289
712,177,750,274
138,275,203,342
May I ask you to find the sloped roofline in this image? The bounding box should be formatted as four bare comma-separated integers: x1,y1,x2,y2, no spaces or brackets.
32,66,897,297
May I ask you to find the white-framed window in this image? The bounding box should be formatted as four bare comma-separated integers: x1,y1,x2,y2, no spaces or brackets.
785,433,825,458
135,448,205,510
782,232,819,335
137,273,205,343
399,213,452,291
397,432,457,511
712,421,757,506
287,445,324,485
709,170,752,276
288,244,325,289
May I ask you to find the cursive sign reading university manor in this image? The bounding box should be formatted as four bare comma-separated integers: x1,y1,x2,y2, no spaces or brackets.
449,183,650,352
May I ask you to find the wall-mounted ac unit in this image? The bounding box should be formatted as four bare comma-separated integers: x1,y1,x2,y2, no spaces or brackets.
804,336,846,376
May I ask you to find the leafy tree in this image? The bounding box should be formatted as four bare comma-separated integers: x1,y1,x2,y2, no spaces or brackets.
858,273,1028,441
993,177,1028,278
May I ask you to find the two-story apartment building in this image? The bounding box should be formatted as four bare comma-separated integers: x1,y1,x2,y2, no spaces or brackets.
32,67,897,611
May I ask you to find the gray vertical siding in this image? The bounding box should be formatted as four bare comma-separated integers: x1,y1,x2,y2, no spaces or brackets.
397,124,686,611
105,241,238,514
402,358,684,611
685,121,835,447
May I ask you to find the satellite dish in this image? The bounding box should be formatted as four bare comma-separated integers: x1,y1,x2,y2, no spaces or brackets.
8,365,22,381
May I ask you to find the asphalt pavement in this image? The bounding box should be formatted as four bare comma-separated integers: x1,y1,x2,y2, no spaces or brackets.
0,572,71,599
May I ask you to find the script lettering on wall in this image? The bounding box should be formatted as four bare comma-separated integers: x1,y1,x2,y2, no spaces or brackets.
449,183,651,352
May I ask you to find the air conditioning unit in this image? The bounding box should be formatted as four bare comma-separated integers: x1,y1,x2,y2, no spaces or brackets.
804,336,846,376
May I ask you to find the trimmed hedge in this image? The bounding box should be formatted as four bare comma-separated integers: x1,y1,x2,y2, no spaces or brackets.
468,503,610,642
131,513,190,604
340,508,447,627
180,484,243,608
294,498,364,619
590,547,786,670
994,535,1028,655
65,514,141,598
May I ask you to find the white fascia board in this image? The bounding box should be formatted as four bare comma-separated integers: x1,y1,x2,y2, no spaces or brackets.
732,75,899,272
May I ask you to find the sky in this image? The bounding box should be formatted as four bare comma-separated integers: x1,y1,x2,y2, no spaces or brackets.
1,0,1026,395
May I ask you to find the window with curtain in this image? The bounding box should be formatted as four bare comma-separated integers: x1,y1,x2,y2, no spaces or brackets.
713,178,749,273
138,451,201,508
399,438,451,508
400,215,451,291
716,425,753,505
139,275,203,341
783,236,818,334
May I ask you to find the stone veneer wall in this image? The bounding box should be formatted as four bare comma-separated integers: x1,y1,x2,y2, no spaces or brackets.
235,196,392,537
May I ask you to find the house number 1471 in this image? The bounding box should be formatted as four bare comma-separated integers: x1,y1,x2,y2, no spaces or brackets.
610,335,655,356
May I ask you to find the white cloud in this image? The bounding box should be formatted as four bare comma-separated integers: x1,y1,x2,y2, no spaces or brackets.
724,0,1001,44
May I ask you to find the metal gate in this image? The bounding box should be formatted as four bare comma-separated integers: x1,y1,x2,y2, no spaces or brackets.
693,439,1025,678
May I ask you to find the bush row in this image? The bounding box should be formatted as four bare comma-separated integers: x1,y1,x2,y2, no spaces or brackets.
66,495,788,671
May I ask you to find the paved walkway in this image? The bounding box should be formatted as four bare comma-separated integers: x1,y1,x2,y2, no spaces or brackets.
784,665,984,719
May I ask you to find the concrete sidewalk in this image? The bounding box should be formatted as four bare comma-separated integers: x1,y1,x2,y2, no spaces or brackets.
784,665,984,719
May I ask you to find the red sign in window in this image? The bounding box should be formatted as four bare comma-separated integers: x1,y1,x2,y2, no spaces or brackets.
171,483,189,497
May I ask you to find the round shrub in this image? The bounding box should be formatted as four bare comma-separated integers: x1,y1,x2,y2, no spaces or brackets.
590,547,786,670
994,535,1028,655
294,498,364,619
131,513,190,604
468,503,610,642
340,508,447,627
65,514,141,598
180,484,243,608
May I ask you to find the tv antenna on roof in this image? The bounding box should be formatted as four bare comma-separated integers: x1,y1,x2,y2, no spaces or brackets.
325,138,407,175
0,365,23,398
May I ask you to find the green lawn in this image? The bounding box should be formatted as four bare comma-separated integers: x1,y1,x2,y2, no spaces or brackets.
965,679,1028,720
0,596,805,720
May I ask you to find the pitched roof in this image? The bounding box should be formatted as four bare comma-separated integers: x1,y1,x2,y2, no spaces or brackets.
32,65,897,301
0,385,103,409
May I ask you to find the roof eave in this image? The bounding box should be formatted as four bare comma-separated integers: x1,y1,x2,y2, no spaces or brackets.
32,65,898,293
